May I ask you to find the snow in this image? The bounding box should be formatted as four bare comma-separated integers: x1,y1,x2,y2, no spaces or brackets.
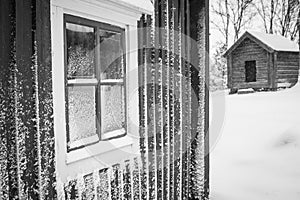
247,31,299,52
210,84,300,200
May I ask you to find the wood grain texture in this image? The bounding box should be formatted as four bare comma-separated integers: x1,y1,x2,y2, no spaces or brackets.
0,1,56,199
276,52,299,86
0,1,18,199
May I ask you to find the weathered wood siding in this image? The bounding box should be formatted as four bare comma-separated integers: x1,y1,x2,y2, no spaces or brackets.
0,0,56,199
231,38,269,89
276,52,299,87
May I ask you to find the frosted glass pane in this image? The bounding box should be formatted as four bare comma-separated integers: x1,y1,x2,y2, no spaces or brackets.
68,86,97,144
66,23,95,79
99,30,124,80
101,85,125,134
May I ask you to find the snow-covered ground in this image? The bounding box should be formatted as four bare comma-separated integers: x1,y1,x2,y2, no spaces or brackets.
210,84,300,200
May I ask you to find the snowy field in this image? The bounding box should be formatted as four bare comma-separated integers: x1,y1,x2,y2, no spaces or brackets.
210,84,300,200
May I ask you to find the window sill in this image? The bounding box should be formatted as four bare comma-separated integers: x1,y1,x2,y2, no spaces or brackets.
67,129,126,151
68,135,99,151
102,128,126,140
66,134,133,164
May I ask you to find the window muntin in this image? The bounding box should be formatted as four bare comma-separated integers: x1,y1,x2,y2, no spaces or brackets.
65,15,126,151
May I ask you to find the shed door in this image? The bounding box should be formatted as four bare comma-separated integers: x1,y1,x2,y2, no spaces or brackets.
245,60,256,82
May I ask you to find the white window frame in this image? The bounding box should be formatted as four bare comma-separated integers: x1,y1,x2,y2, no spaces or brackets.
64,14,127,152
51,0,147,182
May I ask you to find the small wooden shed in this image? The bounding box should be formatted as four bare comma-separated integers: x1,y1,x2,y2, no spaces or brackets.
224,31,299,93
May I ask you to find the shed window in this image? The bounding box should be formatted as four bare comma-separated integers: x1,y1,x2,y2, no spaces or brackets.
245,60,256,82
65,15,126,151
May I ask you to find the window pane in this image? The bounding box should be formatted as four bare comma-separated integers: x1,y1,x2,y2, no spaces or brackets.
101,85,125,134
66,23,95,79
99,30,124,80
68,86,97,145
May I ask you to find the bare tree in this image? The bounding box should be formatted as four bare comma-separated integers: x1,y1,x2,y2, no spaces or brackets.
225,0,230,47
211,0,230,48
287,0,300,40
277,0,300,40
270,0,275,33
211,0,256,44
231,0,256,41
255,0,300,39
254,0,279,33
256,0,269,33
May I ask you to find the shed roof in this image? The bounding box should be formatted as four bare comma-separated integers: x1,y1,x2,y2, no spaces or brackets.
224,31,299,57
108,0,153,14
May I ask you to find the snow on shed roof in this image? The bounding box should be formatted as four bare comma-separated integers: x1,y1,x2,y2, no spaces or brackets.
108,0,153,14
249,31,299,52
224,31,299,56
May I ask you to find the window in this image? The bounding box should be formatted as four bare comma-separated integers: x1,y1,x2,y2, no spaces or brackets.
245,60,256,82
64,15,126,151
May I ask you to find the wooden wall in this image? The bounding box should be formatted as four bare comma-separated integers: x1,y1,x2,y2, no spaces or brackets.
276,52,299,87
138,0,209,198
0,0,56,199
230,38,269,89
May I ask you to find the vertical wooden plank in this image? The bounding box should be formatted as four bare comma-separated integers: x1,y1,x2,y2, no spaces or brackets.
64,179,79,200
119,164,124,199
138,15,148,200
82,173,95,200
116,164,122,200
16,0,40,198
180,0,186,195
154,1,163,199
123,160,132,200
93,170,99,198
147,13,156,200
173,0,183,199
35,0,57,198
160,0,170,199
181,0,192,199
111,164,121,200
0,1,18,199
76,175,84,199
132,158,141,200
97,168,110,200
186,0,193,198
182,0,192,199
168,0,175,198
204,0,210,198
189,0,209,199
